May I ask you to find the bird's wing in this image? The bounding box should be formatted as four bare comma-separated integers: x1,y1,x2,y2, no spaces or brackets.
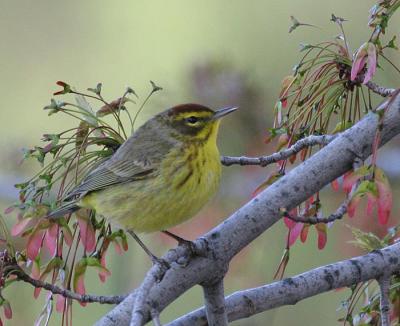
64,117,176,200
65,157,156,199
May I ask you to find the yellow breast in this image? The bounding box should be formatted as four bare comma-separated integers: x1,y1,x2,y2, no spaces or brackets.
81,140,222,233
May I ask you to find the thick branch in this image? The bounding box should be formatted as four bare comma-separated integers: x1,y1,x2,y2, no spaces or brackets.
221,134,335,167
130,263,168,326
202,279,228,326
167,242,400,325
96,93,400,326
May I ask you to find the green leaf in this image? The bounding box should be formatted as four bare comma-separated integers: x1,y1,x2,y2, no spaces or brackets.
43,99,65,115
299,43,313,52
353,180,378,198
348,225,384,251
332,120,353,134
87,83,102,95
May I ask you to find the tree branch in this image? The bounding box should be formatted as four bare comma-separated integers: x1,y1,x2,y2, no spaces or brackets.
96,92,400,326
284,198,349,224
130,263,169,326
365,81,396,97
167,242,400,325
221,134,335,167
8,264,125,304
378,274,391,326
202,279,228,326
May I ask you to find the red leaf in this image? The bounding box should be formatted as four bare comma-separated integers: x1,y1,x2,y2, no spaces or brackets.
11,218,33,237
283,216,296,229
366,192,377,217
342,170,365,194
31,259,40,279
300,148,308,161
77,216,96,253
315,223,327,250
44,224,58,256
3,302,12,320
300,224,310,243
33,286,41,299
112,239,123,255
351,42,368,81
363,43,377,84
276,134,289,151
76,274,87,307
375,169,392,225
54,81,71,95
289,153,297,164
27,229,45,260
331,179,339,192
73,259,88,307
288,222,303,247
306,196,315,208
56,81,68,87
121,236,128,251
56,295,66,313
62,224,73,246
342,171,353,193
32,258,42,298
347,195,361,218
98,254,111,283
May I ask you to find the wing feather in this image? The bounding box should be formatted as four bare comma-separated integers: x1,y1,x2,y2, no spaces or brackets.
65,159,155,199
63,116,176,199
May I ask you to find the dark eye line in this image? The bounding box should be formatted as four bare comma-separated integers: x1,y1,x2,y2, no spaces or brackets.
186,116,200,124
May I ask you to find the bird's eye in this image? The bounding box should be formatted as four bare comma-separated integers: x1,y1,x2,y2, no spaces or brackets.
186,116,199,124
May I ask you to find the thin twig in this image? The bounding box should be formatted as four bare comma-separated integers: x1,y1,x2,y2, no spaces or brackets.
9,264,125,304
221,134,336,167
284,158,363,225
202,279,228,326
378,274,391,326
365,81,396,98
284,198,349,224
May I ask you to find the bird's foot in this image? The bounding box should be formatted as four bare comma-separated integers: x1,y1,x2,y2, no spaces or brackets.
162,231,197,256
150,255,170,274
177,238,197,256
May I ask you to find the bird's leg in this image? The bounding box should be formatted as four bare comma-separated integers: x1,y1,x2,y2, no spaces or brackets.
127,230,170,269
162,230,196,255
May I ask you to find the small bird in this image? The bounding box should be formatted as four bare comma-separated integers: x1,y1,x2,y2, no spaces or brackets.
48,103,237,261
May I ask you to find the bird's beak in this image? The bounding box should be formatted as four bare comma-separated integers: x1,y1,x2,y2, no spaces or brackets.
212,106,238,120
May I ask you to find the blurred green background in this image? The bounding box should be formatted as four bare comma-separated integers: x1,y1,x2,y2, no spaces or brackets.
0,0,399,325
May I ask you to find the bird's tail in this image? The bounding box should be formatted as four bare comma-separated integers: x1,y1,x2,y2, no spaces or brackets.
47,201,80,219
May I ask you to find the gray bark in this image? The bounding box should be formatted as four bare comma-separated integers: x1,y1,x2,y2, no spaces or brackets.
168,242,400,325
202,279,228,326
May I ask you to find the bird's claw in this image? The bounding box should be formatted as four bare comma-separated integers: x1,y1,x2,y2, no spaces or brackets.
151,255,170,272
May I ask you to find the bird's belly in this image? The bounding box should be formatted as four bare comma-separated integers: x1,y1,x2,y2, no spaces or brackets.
81,146,221,233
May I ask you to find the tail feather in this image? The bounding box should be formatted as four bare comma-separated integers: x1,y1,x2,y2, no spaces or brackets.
47,201,80,219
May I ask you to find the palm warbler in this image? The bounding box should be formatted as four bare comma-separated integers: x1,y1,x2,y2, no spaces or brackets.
49,104,236,257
